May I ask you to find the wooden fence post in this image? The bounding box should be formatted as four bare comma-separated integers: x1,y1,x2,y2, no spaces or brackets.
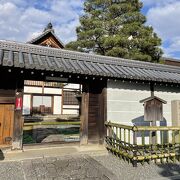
133,130,138,167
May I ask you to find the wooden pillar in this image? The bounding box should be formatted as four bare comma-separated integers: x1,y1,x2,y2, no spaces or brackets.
80,83,89,145
12,79,24,150
98,85,107,144
80,80,107,145
150,82,155,96
150,82,156,144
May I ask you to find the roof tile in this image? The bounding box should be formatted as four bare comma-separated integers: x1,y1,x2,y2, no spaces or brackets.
0,40,180,84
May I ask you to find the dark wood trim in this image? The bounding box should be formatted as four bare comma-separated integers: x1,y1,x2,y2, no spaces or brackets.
63,88,80,91
98,84,107,144
24,84,64,89
30,94,33,115
80,83,89,145
24,92,62,96
52,95,54,114
42,81,44,94
63,107,79,110
12,79,24,150
0,97,15,104
61,86,64,114
150,82,154,97
87,80,107,144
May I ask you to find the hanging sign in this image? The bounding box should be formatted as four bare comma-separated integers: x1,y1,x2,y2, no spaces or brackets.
15,97,22,110
45,76,68,82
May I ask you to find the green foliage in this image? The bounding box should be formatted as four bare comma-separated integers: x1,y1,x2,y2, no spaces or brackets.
66,0,163,62
23,132,36,144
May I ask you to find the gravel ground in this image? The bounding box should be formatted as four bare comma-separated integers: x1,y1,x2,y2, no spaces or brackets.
1,153,180,180
95,153,180,180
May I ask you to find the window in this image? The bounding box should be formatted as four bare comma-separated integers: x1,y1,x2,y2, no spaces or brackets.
32,95,52,114
63,91,79,105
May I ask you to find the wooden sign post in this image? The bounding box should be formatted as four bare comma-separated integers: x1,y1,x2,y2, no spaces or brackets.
140,96,167,144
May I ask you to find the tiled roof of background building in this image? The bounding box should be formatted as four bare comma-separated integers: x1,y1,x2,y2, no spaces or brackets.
1,40,180,83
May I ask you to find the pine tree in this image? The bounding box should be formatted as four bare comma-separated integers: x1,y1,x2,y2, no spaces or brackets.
66,0,163,62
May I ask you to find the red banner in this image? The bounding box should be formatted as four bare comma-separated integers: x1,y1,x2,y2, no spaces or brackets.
15,97,22,110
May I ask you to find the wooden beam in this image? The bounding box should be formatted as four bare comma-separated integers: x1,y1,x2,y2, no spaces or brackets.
98,83,107,144
80,83,89,145
79,80,107,145
12,79,24,150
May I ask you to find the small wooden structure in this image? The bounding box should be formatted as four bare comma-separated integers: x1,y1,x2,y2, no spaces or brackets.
140,96,167,123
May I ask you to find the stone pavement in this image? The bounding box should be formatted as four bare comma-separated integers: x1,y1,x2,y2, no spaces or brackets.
0,155,117,180
1,145,180,180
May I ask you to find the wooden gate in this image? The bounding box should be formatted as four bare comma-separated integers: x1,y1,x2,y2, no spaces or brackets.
0,104,14,146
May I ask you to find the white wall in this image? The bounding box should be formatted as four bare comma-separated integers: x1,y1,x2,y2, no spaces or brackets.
23,94,31,115
64,84,80,89
154,84,180,126
53,96,62,114
62,105,79,115
24,86,42,93
44,88,62,95
62,109,79,114
107,80,180,126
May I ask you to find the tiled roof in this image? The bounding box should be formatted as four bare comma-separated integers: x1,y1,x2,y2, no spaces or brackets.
0,40,180,84
27,29,65,48
140,96,167,104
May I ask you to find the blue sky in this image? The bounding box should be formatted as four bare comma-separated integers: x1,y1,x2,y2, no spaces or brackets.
0,0,179,59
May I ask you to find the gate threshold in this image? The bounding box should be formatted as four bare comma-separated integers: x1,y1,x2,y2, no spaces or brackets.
2,144,107,162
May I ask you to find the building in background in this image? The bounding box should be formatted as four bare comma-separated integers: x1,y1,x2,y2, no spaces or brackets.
23,23,81,116
163,57,180,66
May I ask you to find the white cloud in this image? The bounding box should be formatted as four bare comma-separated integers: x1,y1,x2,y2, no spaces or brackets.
141,0,179,7
145,1,180,58
2,0,179,58
147,2,180,39
0,0,84,43
163,37,180,58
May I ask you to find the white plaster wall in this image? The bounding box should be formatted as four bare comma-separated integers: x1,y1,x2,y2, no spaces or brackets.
107,80,180,127
63,105,79,115
63,105,79,109
154,84,180,126
63,83,80,89
23,94,31,115
107,80,149,125
44,88,62,95
24,86,42,93
63,109,79,114
53,96,62,114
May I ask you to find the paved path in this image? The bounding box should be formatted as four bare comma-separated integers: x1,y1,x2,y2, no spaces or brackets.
1,145,180,180
0,155,117,180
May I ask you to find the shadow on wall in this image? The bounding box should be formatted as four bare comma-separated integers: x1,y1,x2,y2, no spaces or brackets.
132,116,167,127
132,116,167,140
0,149,4,160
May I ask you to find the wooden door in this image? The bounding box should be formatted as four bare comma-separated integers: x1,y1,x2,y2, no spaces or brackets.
0,104,14,146
80,81,106,145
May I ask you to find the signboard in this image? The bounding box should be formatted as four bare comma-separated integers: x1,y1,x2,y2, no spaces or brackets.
15,97,22,110
45,76,68,82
